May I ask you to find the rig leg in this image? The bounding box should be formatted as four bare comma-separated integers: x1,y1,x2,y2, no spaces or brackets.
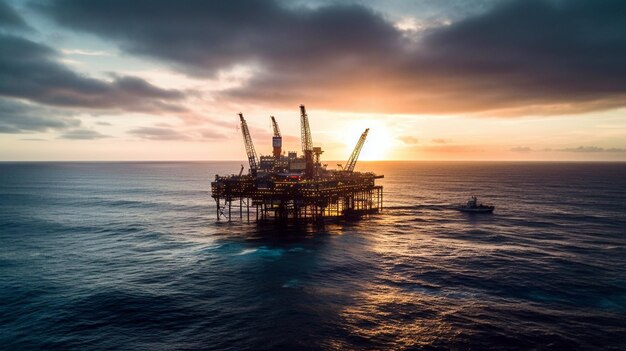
216,198,220,221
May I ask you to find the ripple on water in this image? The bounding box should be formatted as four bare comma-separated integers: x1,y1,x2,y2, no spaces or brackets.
1,162,625,350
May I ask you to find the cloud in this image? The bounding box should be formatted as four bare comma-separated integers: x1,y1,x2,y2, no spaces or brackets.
0,97,80,133
0,31,186,112
37,0,626,116
0,0,29,30
36,1,398,75
510,146,532,153
431,138,447,144
557,146,626,153
199,129,227,140
61,48,114,56
399,135,418,144
516,146,626,153
59,129,110,140
128,126,231,141
420,145,484,153
127,126,189,140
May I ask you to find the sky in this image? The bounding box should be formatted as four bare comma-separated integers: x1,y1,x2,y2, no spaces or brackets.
1,0,626,161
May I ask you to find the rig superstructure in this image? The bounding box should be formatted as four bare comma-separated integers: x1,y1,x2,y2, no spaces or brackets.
211,105,383,222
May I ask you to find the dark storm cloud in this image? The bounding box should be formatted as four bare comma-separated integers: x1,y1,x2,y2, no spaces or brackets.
59,129,110,140
0,0,186,136
0,97,80,133
415,0,626,110
36,1,399,75
0,0,29,30
0,33,186,112
38,0,626,115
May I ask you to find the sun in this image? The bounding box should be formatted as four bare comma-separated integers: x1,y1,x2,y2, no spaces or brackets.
342,120,393,161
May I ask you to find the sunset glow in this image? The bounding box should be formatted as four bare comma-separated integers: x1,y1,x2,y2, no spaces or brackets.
342,120,393,161
1,0,626,161
2,2,626,349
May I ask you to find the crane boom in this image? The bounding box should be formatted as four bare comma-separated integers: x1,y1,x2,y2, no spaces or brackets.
270,116,281,137
345,128,369,173
239,113,258,176
299,105,312,152
299,104,314,178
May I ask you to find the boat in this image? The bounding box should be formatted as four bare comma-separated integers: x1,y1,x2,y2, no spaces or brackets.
458,196,494,213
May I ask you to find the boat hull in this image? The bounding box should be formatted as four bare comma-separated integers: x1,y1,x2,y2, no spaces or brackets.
458,206,494,213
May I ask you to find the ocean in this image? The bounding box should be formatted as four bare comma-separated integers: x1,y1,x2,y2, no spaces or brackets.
1,161,625,350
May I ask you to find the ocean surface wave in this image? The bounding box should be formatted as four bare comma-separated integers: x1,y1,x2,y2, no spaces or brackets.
1,161,625,350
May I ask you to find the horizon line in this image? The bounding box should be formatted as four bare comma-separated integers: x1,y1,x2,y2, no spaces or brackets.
2,159,626,163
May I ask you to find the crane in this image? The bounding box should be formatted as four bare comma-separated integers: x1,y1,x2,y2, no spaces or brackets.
345,128,369,173
270,116,281,137
299,104,314,178
239,113,258,176
270,116,282,158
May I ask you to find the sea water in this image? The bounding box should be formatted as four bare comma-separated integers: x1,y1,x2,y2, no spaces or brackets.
1,161,625,350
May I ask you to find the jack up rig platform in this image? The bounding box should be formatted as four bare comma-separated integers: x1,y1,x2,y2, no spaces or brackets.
211,105,383,222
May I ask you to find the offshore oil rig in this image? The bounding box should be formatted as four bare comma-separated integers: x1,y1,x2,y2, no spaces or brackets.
211,105,383,222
